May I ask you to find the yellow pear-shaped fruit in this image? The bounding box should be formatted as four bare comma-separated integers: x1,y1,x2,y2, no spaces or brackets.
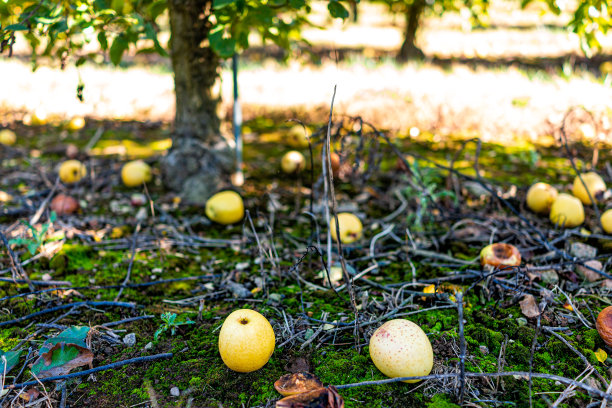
369,319,433,383
59,160,86,184
218,309,275,373
572,172,606,205
121,160,152,187
281,151,305,174
0,129,16,146
330,213,363,244
550,193,584,227
601,209,612,234
526,182,558,214
205,191,245,225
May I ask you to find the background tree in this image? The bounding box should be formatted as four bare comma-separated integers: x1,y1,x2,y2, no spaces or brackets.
0,0,350,202
372,0,489,60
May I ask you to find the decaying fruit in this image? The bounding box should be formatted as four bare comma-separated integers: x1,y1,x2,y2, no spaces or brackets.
549,193,585,228
572,172,606,205
276,386,344,408
480,243,521,269
596,306,612,347
274,372,324,397
50,194,79,215
526,182,558,214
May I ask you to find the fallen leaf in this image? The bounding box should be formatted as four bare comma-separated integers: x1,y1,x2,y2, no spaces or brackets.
595,348,608,363
0,349,22,376
30,326,93,378
562,302,573,312
519,294,541,318
423,284,435,294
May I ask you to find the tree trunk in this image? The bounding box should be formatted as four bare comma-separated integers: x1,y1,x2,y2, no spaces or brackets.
397,0,426,61
163,0,233,204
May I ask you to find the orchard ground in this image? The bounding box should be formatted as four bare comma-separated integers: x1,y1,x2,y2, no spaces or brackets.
1,2,612,408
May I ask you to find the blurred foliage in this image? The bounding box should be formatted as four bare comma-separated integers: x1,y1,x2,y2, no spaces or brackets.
523,0,611,57
0,0,350,65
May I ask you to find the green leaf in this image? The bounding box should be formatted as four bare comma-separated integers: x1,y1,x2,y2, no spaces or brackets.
109,34,128,65
27,242,39,255
5,24,28,31
148,0,168,20
0,349,22,375
98,32,108,51
213,0,235,9
327,1,349,19
289,0,306,9
30,326,93,378
209,26,236,58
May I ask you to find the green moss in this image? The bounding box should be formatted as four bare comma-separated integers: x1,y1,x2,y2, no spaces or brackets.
427,394,460,408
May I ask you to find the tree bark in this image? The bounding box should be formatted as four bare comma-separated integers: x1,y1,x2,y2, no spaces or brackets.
397,0,426,61
163,0,233,204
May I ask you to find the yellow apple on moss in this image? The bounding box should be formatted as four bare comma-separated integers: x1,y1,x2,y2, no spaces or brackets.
572,172,606,205
601,209,612,234
121,160,152,187
330,213,363,244
526,182,558,214
205,191,244,225
286,125,309,148
218,309,275,373
550,193,584,227
281,151,305,174
369,319,433,383
59,160,86,184
0,129,16,146
66,116,85,131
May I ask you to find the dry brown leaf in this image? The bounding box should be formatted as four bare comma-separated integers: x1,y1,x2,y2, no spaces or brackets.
519,294,541,318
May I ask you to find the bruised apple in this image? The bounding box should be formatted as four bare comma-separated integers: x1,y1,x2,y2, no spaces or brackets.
369,319,433,383
59,160,86,184
572,172,606,205
330,213,363,244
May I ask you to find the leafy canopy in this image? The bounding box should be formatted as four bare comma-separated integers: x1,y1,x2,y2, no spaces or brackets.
0,0,352,66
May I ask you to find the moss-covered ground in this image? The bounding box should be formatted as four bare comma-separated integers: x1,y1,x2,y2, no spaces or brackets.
0,117,611,407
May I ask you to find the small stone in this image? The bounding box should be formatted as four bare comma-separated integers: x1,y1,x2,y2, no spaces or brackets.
569,242,597,259
602,279,612,289
537,269,559,285
170,387,180,397
123,333,136,347
479,345,489,355
268,293,282,304
575,260,604,282
41,273,52,281
516,317,528,327
135,207,148,221
144,342,153,351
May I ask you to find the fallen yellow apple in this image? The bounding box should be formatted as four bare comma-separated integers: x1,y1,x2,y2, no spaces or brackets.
66,116,85,131
205,191,244,225
281,150,306,174
369,319,433,383
218,309,275,372
601,209,612,234
121,160,152,187
330,213,363,244
286,125,309,148
0,129,16,146
526,182,558,214
550,193,584,227
572,172,606,205
59,160,86,184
